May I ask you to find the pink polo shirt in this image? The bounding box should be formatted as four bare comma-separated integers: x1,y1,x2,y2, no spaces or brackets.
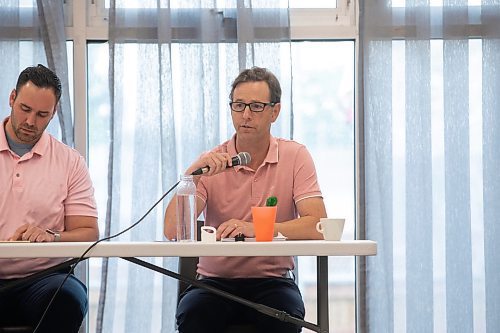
0,118,97,279
197,135,322,278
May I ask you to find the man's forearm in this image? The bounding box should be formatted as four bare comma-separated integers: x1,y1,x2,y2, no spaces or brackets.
57,227,99,242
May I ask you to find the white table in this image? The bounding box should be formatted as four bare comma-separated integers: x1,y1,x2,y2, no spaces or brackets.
0,240,377,332
0,240,376,258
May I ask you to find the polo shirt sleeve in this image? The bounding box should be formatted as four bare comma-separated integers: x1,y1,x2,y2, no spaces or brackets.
196,178,208,206
65,155,98,217
293,145,322,203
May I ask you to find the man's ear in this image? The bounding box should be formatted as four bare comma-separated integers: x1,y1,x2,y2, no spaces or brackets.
9,89,16,108
271,103,281,123
50,104,59,120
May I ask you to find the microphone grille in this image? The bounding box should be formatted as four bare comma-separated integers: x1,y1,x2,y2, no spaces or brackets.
239,152,251,166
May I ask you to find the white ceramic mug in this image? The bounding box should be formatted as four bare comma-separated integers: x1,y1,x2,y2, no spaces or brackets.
200,226,217,243
316,218,345,241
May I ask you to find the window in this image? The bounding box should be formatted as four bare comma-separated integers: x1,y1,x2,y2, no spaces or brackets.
86,40,355,333
292,41,355,331
73,1,358,331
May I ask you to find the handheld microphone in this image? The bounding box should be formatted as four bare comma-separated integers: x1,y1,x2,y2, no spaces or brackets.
191,152,251,175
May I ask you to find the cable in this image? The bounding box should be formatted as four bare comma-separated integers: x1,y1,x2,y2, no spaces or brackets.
32,180,180,332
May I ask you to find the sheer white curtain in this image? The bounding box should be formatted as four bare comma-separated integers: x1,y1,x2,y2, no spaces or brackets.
97,1,291,332
0,0,71,142
360,1,500,332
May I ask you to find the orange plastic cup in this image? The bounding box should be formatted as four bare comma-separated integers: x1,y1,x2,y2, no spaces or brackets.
251,206,277,242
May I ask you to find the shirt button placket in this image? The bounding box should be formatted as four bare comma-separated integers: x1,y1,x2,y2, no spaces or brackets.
251,171,262,206
13,163,23,190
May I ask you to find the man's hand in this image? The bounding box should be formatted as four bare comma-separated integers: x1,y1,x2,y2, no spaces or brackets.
8,223,54,242
217,219,256,240
185,152,233,177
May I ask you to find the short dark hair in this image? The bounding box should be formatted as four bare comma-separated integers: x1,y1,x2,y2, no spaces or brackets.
15,64,62,103
229,66,281,103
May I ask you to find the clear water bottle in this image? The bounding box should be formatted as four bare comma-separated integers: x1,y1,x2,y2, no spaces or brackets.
176,175,197,242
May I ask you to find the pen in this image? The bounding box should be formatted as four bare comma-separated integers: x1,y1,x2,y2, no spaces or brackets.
46,229,62,242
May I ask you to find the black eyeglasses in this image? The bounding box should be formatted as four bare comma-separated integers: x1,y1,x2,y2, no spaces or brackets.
229,101,276,113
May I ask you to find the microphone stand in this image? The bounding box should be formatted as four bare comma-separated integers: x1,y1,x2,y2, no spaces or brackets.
122,257,328,333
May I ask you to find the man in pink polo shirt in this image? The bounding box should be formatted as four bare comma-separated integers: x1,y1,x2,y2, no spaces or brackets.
0,65,99,332
164,67,327,333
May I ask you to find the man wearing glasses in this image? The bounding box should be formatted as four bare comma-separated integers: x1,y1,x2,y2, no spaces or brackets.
164,66,327,333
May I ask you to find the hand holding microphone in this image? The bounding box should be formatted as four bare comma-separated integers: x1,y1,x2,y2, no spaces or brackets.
191,152,251,176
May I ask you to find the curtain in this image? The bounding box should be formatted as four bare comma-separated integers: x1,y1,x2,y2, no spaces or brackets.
360,1,500,332
0,0,72,145
97,1,291,332
0,0,41,120
36,0,73,146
